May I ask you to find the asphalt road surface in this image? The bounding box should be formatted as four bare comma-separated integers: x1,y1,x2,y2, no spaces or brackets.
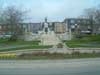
0,58,100,75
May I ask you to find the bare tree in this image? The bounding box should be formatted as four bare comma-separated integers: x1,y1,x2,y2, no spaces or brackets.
82,7,100,34
2,6,27,41
0,1,2,23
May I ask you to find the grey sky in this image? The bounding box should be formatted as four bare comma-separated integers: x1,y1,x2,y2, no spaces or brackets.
1,0,100,22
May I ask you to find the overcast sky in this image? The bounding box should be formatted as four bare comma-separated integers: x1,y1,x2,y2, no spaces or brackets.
1,0,100,22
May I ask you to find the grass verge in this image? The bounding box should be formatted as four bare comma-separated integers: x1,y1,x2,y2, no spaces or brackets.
65,35,100,48
0,45,52,52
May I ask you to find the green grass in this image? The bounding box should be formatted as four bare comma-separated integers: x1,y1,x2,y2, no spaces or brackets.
0,45,52,52
65,34,100,48
0,39,40,45
0,39,52,52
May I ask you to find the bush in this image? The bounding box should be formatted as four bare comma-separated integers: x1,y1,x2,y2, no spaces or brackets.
9,34,17,41
72,51,80,55
0,53,16,59
57,43,63,48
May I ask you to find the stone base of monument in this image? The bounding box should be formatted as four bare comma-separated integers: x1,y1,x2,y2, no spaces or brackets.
40,31,61,45
24,32,39,41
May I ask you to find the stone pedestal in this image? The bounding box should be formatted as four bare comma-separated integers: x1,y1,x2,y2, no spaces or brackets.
40,31,60,45
24,32,39,41
40,18,60,45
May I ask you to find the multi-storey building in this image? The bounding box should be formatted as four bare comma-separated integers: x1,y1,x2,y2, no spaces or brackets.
0,18,100,40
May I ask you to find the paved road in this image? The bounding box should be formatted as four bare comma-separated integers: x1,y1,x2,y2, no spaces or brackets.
0,58,100,75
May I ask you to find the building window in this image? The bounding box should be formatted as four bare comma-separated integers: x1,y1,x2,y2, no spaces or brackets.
0,26,1,29
70,20,75,24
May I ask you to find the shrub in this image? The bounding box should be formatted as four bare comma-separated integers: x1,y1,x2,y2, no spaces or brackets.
57,43,63,48
0,53,16,59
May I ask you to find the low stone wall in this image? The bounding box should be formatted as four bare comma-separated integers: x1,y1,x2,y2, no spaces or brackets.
69,48,100,50
0,48,100,55
68,48,100,53
48,48,100,54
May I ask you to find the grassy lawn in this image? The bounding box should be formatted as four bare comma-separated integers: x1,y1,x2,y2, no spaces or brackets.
65,35,100,48
0,45,52,52
0,39,52,52
0,39,40,45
